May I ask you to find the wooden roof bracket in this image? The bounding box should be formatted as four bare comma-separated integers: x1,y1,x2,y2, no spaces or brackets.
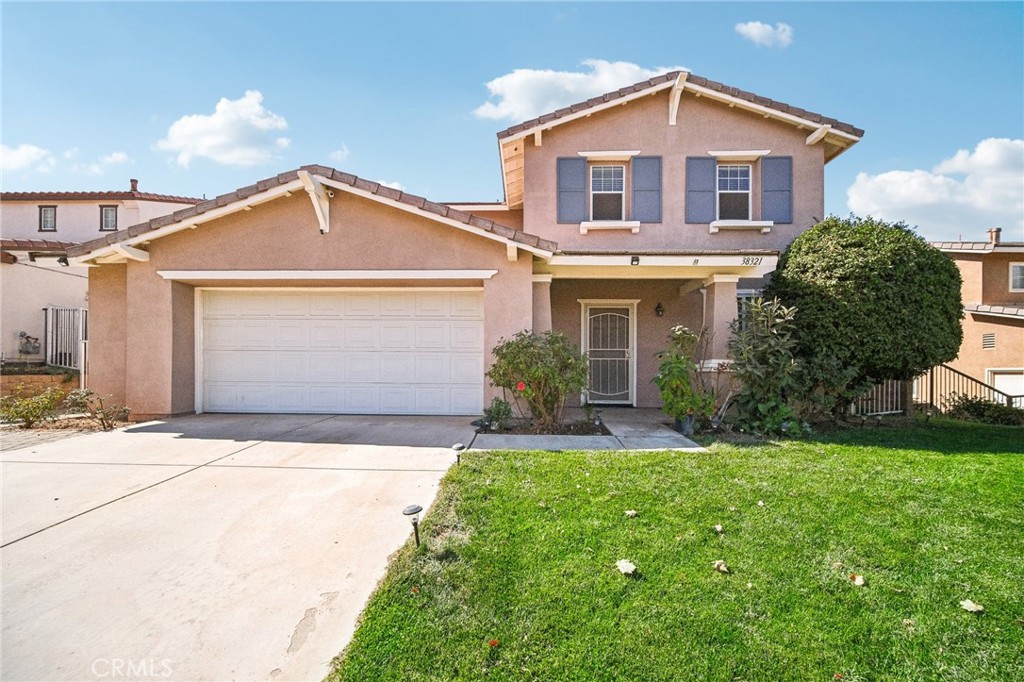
297,169,333,234
668,71,689,126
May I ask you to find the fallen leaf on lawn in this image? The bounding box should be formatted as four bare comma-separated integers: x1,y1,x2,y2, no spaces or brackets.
713,559,730,574
832,561,843,570
537,501,546,508
729,506,737,512
488,639,500,647
674,536,682,542
714,524,724,534
902,618,915,633
757,500,766,507
960,599,984,613
624,509,638,518
411,586,420,594
746,582,753,589
850,573,866,586
616,559,637,575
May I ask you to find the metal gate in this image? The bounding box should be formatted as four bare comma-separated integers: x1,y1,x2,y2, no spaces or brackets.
850,379,904,416
586,306,632,403
44,306,88,369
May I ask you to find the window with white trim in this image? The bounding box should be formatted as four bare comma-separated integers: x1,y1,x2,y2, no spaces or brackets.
39,206,56,232
590,165,624,221
100,205,118,231
1010,263,1024,292
735,289,763,332
717,164,751,220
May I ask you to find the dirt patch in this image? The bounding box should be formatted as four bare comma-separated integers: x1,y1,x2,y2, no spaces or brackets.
480,419,611,436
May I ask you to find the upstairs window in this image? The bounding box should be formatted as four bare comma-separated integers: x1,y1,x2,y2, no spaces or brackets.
1011,263,1024,292
590,165,624,221
100,206,118,231
717,165,751,220
39,206,56,231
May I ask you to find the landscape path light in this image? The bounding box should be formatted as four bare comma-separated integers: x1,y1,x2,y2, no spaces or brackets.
403,504,423,547
452,443,465,465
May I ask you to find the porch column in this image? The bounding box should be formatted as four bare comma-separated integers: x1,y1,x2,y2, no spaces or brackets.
703,275,739,363
532,274,553,332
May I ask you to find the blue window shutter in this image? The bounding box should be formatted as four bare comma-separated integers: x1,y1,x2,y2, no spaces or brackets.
632,156,662,223
685,157,716,224
761,156,793,224
557,157,587,223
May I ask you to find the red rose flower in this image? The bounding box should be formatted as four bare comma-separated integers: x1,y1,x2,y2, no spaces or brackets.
516,381,526,391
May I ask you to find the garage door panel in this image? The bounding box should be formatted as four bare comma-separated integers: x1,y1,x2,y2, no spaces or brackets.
345,322,380,349
202,290,483,415
415,323,449,349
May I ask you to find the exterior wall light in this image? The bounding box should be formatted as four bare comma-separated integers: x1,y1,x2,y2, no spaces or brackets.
403,504,423,547
655,303,664,317
630,256,640,266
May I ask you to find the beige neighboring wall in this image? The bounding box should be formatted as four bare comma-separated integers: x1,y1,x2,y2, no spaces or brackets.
522,90,825,251
0,262,88,361
1,199,196,244
87,192,533,418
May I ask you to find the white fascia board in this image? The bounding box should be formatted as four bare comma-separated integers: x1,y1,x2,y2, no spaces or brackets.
445,204,510,212
318,176,553,258
547,254,777,268
158,269,499,281
685,81,862,143
577,150,642,161
71,179,305,265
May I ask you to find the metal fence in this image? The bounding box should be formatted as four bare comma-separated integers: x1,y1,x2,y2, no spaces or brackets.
850,379,904,416
914,364,1022,410
43,306,88,369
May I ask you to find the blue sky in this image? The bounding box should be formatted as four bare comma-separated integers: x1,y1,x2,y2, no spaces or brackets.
2,1,1022,241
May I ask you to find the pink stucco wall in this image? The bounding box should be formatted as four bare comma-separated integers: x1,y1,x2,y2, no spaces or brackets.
87,192,533,418
521,90,826,252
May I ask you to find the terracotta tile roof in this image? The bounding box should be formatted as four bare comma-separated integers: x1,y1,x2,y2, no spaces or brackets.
1,238,78,252
0,190,201,204
496,70,864,140
68,165,556,258
965,303,1024,319
932,241,1024,252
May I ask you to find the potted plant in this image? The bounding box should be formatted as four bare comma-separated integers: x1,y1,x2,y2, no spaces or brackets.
654,326,717,435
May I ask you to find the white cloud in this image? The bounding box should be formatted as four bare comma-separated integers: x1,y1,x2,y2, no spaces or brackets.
155,90,290,167
72,150,132,176
847,138,1024,241
329,145,350,163
63,148,79,160
473,59,687,121
735,21,794,48
377,180,405,191
1,143,55,172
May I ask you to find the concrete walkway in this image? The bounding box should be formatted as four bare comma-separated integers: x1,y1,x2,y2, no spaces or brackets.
1,414,473,682
471,408,704,451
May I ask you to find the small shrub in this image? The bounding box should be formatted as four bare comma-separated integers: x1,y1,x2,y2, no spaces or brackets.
945,394,1024,426
728,298,799,435
487,331,589,431
654,326,717,433
482,397,514,431
0,385,65,429
63,389,130,430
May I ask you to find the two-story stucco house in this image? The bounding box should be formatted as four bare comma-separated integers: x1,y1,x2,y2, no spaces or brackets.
933,228,1024,404
67,71,862,421
0,181,200,363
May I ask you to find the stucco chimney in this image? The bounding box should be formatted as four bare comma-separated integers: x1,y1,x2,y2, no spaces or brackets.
130,178,139,192
988,227,1002,245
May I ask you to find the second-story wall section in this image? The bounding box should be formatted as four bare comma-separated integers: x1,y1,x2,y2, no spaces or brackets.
499,72,862,254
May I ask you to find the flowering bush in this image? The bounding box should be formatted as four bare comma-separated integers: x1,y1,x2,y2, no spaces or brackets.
486,331,588,431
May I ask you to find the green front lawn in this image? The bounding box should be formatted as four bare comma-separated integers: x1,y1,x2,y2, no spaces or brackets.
330,420,1024,681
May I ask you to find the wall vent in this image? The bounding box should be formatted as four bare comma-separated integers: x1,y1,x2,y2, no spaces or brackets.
982,333,996,350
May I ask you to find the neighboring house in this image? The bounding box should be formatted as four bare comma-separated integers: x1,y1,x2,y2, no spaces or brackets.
0,181,200,363
67,71,862,420
933,228,1024,403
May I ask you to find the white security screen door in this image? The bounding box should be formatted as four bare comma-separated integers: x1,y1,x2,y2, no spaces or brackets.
583,303,635,404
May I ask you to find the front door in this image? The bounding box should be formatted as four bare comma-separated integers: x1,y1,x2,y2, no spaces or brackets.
583,303,635,404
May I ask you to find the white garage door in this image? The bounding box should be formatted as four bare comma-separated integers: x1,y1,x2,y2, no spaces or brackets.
991,370,1024,408
201,290,484,414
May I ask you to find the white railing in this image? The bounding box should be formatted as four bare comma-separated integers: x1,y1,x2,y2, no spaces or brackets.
850,379,904,416
44,306,88,369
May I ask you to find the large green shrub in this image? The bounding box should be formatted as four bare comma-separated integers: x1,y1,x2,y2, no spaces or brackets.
486,331,589,431
728,298,799,434
766,215,963,414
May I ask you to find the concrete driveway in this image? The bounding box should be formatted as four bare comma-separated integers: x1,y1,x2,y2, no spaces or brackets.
1,414,471,682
